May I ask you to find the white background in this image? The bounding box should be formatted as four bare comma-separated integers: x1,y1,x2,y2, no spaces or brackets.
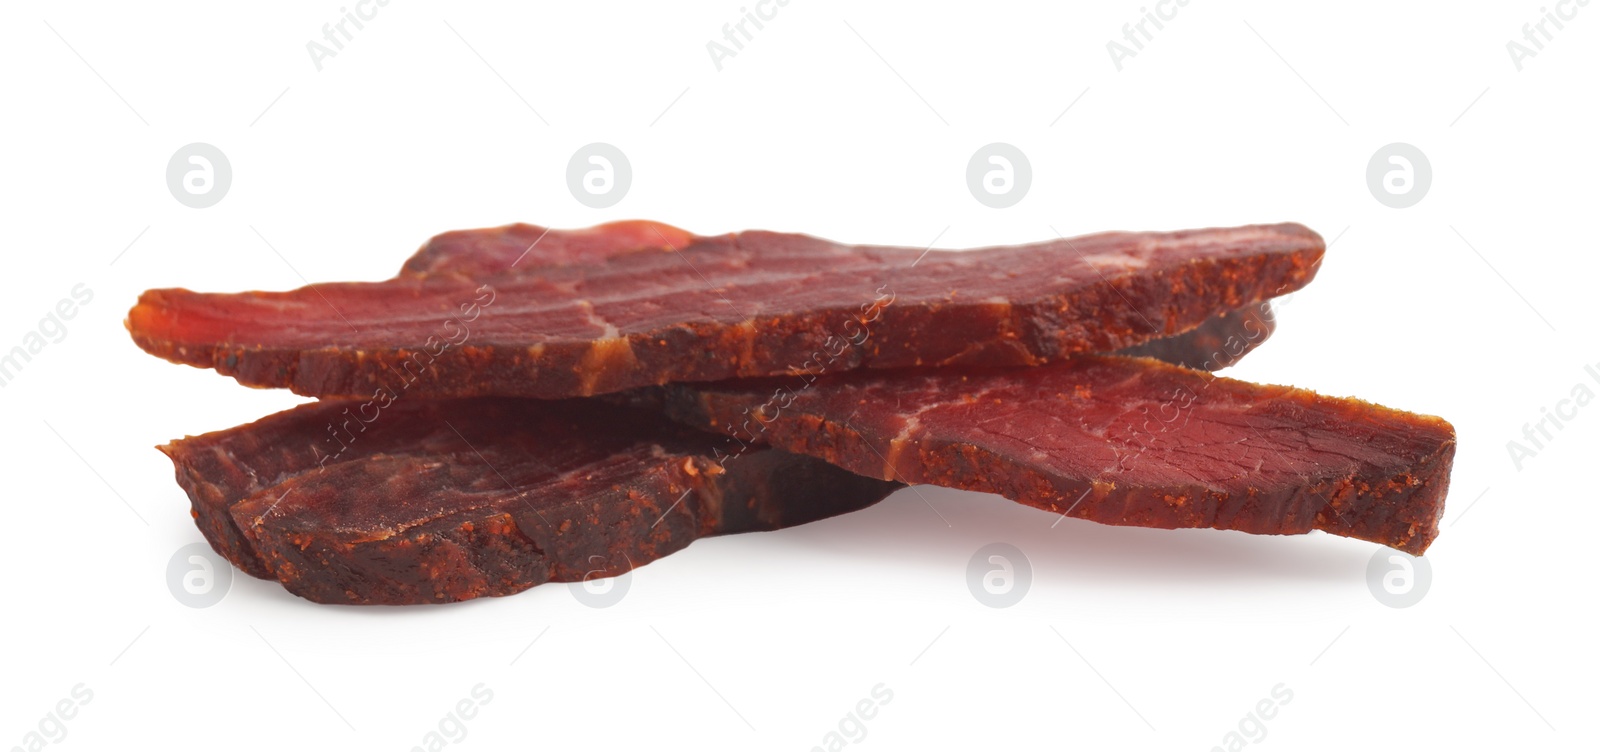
2,1,1595,750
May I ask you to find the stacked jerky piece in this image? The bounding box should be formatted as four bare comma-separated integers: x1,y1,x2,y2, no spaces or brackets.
131,221,1454,604
129,222,1319,398
161,398,900,604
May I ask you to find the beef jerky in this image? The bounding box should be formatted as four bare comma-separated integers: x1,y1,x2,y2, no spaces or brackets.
127,223,1323,399
402,222,1284,372
657,356,1455,554
160,398,900,604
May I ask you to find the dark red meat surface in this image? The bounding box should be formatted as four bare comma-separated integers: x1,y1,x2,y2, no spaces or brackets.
401,222,1285,373
160,398,900,604
659,356,1456,554
128,223,1323,399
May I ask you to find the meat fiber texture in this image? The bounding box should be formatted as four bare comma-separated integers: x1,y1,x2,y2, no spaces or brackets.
127,222,1323,399
401,221,1283,372
658,356,1457,554
159,398,900,605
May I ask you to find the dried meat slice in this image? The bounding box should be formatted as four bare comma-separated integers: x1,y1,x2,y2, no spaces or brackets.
160,398,900,604
400,222,1284,372
657,356,1455,554
128,223,1323,399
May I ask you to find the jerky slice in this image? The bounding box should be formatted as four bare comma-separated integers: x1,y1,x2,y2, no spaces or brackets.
659,356,1456,554
402,222,1284,373
160,398,900,604
128,223,1323,399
